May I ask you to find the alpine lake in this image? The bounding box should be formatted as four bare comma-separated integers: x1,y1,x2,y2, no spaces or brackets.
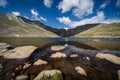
0,37,120,80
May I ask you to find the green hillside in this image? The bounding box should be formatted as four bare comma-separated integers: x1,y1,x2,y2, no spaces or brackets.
0,14,57,37
74,23,120,37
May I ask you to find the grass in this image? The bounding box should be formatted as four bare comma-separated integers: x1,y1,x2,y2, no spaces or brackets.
74,23,120,37
0,16,57,37
40,73,62,80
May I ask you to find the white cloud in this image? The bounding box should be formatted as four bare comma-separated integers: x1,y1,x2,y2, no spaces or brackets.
57,11,120,28
31,9,40,20
104,18,120,24
43,0,53,8
12,11,20,16
24,16,30,19
57,17,71,25
100,0,111,9
116,0,120,8
57,11,105,28
30,9,47,22
71,11,105,27
58,0,94,18
40,16,47,22
100,3,107,9
0,0,8,7
31,9,39,17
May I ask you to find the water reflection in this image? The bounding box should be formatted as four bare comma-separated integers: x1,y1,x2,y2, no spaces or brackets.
0,37,120,80
0,37,120,50
27,44,120,80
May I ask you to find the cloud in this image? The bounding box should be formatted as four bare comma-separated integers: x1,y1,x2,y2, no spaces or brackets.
40,16,47,22
0,0,8,7
71,11,105,27
30,9,47,22
43,0,53,8
57,11,105,28
100,0,111,9
100,3,107,9
57,17,71,25
31,9,39,17
104,18,120,24
116,0,120,8
57,11,120,28
58,0,94,18
12,12,20,16
31,9,40,20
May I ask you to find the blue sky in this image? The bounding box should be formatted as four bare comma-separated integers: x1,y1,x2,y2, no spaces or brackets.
0,0,120,29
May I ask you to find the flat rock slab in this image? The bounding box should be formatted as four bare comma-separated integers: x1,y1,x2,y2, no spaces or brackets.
0,42,10,53
2,46,37,59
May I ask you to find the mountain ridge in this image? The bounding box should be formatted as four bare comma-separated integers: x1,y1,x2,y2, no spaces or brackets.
0,12,58,37
0,12,120,37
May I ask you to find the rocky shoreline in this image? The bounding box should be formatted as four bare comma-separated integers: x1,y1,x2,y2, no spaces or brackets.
0,42,120,80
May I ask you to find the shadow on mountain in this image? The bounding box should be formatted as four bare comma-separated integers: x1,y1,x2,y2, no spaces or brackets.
67,24,99,36
19,16,99,37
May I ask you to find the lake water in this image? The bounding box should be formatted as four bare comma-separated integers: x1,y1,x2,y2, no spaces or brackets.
0,37,120,80
0,37,120,51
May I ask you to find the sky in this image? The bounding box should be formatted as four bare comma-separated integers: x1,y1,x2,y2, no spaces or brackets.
0,0,120,29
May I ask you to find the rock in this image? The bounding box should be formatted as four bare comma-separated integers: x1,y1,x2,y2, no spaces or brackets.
86,56,90,60
15,66,22,71
16,74,28,80
0,43,10,48
34,70,63,80
50,52,67,58
51,45,65,51
70,54,78,58
0,42,10,54
96,52,120,65
75,66,87,76
33,59,48,66
23,62,31,69
2,46,37,59
118,70,120,80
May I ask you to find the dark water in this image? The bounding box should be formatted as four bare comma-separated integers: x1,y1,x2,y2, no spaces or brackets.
0,37,120,51
0,37,120,80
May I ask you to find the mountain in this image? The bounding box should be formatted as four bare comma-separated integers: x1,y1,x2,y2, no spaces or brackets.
18,16,67,37
18,16,100,37
74,23,120,37
0,12,57,37
67,24,99,36
0,12,120,37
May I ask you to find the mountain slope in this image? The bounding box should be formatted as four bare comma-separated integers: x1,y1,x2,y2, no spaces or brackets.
0,13,57,37
19,16,67,37
74,23,120,37
67,24,99,36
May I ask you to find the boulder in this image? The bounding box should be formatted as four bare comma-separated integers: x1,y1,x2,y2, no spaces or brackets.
51,45,65,51
75,66,87,76
2,46,37,59
23,62,31,69
0,42,10,54
96,52,120,65
16,74,28,80
34,70,63,80
50,52,67,58
70,54,78,58
86,56,90,60
33,59,48,66
0,43,10,48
